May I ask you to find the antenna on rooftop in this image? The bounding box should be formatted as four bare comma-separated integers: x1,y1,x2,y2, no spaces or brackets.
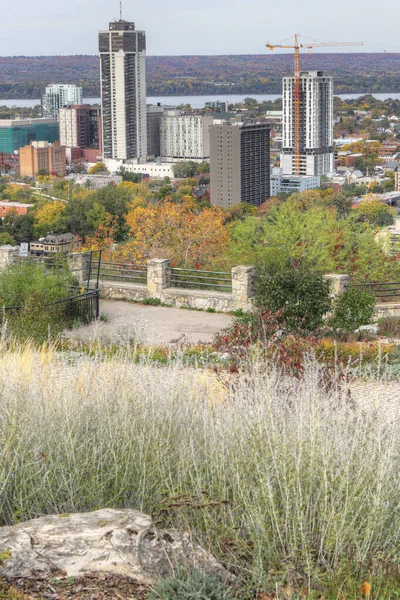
119,0,123,20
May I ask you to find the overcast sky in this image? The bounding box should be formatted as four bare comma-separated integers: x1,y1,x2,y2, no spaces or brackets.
0,0,398,56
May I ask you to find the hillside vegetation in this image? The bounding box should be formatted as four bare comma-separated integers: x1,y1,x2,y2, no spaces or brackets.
0,341,399,597
1,53,400,98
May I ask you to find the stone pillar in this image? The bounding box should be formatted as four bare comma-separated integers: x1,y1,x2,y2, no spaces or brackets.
323,274,350,298
0,245,20,270
147,259,171,298
231,265,256,311
68,252,91,286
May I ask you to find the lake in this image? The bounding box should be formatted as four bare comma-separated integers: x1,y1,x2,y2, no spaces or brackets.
2,93,400,109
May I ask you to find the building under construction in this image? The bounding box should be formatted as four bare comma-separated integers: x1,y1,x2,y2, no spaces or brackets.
281,70,334,177
266,35,362,178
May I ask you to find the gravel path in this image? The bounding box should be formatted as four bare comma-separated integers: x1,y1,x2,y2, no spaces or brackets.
85,299,233,345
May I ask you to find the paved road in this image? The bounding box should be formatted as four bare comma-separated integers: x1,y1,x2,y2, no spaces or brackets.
93,300,233,345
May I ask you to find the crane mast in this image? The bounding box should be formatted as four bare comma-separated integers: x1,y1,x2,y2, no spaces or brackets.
266,35,363,176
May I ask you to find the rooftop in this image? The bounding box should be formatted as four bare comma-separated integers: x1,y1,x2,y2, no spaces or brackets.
0,201,33,208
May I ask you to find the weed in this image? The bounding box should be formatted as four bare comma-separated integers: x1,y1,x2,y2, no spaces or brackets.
378,316,400,338
0,549,12,566
142,298,162,306
146,567,233,600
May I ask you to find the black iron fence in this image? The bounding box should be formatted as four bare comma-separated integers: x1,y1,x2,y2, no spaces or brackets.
350,281,400,303
170,268,232,292
99,261,147,285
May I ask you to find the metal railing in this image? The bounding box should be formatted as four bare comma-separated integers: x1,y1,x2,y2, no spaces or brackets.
170,268,232,292
99,262,147,285
351,281,400,302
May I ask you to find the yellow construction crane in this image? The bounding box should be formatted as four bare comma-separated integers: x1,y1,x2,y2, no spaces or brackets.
266,34,364,175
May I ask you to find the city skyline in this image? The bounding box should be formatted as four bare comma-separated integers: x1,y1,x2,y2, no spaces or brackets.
0,0,398,56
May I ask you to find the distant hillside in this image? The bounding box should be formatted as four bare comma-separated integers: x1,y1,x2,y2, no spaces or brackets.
0,53,400,99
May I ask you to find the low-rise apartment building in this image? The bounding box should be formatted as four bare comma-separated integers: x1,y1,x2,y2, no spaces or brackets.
20,141,67,178
0,200,33,216
29,233,82,256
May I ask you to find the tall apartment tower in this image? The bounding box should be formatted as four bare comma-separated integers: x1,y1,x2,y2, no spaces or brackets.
99,18,147,163
210,122,271,208
281,70,334,176
42,84,83,119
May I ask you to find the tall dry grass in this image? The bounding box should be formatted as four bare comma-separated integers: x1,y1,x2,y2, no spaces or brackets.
0,342,400,590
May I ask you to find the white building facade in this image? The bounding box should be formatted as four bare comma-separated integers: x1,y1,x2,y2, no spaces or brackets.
42,85,83,119
282,70,334,177
104,158,175,180
271,171,321,196
99,19,147,163
59,107,78,148
160,112,213,162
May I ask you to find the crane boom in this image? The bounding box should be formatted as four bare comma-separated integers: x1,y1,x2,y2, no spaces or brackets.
266,35,363,175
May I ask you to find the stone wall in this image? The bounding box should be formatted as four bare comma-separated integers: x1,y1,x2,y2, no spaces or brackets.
160,288,233,312
97,280,148,303
374,303,400,319
0,245,19,269
95,261,257,313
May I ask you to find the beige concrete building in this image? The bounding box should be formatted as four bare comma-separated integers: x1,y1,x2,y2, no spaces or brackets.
210,121,271,208
19,141,66,178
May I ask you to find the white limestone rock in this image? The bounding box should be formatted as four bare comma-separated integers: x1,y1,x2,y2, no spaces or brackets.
0,508,231,584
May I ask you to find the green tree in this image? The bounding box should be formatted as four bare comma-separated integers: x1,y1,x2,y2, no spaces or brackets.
229,203,400,282
0,213,35,243
356,196,395,226
172,161,198,178
0,232,16,245
115,166,141,182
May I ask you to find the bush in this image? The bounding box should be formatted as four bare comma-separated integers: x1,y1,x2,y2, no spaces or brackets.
147,568,233,600
0,259,77,342
214,308,284,351
255,266,331,334
329,287,375,332
378,316,400,338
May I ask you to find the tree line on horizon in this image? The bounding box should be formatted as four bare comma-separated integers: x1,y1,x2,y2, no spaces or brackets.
0,53,400,98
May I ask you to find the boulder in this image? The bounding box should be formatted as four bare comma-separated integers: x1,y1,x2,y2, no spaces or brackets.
0,508,231,585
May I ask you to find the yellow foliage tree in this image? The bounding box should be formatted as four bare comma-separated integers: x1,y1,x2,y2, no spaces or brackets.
34,201,66,237
88,162,107,174
116,199,230,269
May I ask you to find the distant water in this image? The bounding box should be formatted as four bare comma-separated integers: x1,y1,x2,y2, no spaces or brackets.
1,93,400,109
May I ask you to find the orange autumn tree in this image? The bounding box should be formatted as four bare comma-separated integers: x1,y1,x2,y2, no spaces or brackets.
115,198,230,269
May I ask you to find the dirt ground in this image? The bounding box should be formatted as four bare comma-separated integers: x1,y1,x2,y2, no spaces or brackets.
1,574,149,600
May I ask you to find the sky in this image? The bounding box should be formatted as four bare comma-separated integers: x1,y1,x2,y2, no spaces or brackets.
0,0,398,56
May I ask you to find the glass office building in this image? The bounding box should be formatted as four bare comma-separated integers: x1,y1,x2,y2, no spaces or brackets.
0,119,59,153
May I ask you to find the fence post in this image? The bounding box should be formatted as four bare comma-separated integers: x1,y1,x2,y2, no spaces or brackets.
231,265,257,311
323,274,350,299
147,259,171,299
68,252,91,286
0,245,20,270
